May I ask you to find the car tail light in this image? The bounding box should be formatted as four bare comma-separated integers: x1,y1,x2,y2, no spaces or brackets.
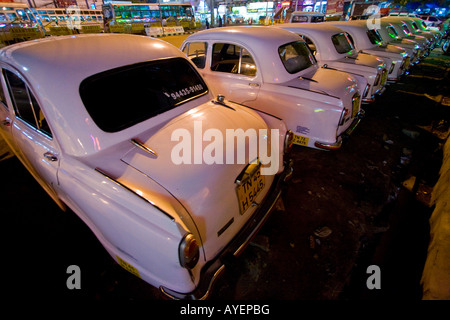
339,108,350,126
374,74,381,86
352,92,361,116
389,62,396,74
179,233,200,269
363,84,370,98
284,130,294,154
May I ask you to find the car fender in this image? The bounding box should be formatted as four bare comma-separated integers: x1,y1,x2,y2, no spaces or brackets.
245,84,344,148
56,156,203,294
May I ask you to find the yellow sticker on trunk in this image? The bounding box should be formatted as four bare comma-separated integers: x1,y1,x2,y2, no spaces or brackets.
293,134,309,146
117,256,141,279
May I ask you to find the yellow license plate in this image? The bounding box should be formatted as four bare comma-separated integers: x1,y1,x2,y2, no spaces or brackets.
293,134,309,146
236,163,265,215
352,95,360,118
381,71,388,85
404,57,410,70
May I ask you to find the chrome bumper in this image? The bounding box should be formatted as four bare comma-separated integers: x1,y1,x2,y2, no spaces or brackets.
160,158,294,300
314,109,365,151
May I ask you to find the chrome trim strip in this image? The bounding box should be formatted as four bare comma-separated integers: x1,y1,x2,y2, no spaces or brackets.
95,167,174,221
130,138,158,157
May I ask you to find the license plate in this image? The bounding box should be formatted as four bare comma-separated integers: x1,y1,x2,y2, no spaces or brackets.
293,134,309,146
404,57,410,70
352,94,360,118
236,162,265,215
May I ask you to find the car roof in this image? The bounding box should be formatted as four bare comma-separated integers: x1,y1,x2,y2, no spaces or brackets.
0,33,183,79
186,26,301,49
325,21,375,49
0,34,189,156
186,26,309,83
278,22,346,37
276,23,355,60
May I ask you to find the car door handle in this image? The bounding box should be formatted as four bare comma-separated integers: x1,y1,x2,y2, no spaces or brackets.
249,83,260,87
1,119,10,126
43,152,58,162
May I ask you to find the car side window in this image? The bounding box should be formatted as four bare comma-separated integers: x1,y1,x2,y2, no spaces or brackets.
292,16,308,23
0,76,7,109
301,36,317,55
3,69,52,137
183,42,207,69
211,43,257,76
311,16,324,22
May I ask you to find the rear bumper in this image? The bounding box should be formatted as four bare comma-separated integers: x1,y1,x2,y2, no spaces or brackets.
314,109,365,150
160,158,294,300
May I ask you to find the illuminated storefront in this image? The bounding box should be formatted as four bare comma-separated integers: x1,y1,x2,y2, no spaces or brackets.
215,1,275,24
301,0,328,13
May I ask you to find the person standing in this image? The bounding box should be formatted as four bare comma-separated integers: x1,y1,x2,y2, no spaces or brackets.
205,18,210,29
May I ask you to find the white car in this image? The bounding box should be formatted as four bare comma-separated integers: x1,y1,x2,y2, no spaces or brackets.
325,20,410,82
0,34,294,299
375,20,423,64
381,17,432,54
289,11,325,23
420,15,443,28
181,26,364,150
276,23,387,103
383,16,438,49
404,17,443,45
411,17,444,42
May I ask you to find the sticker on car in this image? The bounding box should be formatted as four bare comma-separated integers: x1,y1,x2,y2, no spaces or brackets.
293,134,309,146
117,256,141,279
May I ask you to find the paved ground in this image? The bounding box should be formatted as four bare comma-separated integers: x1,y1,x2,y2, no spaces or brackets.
1,41,449,304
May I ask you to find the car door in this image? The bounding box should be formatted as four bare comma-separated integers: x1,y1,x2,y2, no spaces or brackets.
0,72,16,156
183,41,261,104
2,68,63,208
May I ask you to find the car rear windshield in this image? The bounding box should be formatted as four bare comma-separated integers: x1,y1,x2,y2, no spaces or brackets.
387,26,399,38
79,57,208,132
278,41,315,74
331,33,354,54
367,29,383,45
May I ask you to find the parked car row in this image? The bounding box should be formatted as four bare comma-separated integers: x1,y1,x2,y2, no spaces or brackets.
0,16,440,300
181,17,440,152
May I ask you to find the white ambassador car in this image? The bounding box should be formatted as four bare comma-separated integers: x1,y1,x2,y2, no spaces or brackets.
181,26,363,150
0,34,294,299
381,18,431,55
374,20,422,64
402,17,443,46
276,23,388,103
325,20,410,82
411,17,443,43
383,17,438,49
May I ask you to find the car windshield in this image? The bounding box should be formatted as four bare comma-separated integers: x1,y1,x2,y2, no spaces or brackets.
278,41,315,74
367,29,383,45
79,57,208,132
331,33,354,54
